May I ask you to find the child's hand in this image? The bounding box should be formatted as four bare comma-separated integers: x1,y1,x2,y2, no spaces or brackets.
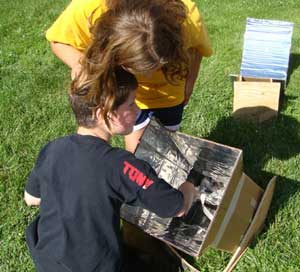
176,181,197,217
24,191,41,206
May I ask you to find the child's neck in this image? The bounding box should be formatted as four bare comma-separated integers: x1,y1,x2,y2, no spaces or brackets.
77,126,111,142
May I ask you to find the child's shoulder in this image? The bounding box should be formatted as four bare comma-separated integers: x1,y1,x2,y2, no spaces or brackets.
37,135,74,155
32,136,68,166
46,135,72,147
103,145,133,161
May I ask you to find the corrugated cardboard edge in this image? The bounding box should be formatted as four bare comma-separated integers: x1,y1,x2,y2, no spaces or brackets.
223,176,276,272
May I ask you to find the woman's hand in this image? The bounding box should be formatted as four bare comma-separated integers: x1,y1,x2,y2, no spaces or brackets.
50,42,83,79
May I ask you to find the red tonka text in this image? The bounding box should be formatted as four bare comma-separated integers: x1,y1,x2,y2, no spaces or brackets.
123,161,154,189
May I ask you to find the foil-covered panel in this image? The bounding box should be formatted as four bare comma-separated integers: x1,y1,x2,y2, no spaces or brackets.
240,18,293,81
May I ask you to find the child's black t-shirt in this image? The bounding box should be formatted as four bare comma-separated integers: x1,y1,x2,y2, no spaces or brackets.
25,134,183,272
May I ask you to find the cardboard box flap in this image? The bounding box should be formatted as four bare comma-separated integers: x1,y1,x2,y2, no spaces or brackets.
212,174,263,253
223,176,276,272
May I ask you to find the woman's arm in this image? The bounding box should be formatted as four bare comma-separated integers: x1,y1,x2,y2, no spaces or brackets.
24,191,41,206
184,48,202,105
50,42,84,79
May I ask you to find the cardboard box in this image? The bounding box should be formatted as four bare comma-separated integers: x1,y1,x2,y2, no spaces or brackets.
120,119,275,271
232,75,281,122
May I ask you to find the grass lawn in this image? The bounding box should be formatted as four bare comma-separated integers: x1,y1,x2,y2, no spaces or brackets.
0,0,300,271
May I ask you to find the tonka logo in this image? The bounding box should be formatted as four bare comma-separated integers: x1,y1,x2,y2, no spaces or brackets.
123,161,154,189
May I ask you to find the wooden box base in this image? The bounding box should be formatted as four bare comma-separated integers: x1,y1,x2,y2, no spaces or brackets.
233,75,281,122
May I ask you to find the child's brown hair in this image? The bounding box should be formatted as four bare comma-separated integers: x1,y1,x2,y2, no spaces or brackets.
69,67,138,129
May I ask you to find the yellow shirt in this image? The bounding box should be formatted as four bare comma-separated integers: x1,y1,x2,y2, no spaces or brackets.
46,0,213,109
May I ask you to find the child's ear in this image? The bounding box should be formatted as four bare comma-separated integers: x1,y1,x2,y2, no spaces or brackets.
95,108,102,120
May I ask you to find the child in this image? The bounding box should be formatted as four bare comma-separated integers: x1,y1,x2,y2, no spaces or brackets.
24,67,196,272
46,0,213,153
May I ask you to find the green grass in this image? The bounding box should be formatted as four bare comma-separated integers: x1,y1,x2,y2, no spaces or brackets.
0,0,299,271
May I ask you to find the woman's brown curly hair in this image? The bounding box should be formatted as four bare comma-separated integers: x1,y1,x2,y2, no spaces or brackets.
80,0,188,85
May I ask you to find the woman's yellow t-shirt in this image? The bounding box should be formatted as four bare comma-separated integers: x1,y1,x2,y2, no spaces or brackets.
46,0,213,109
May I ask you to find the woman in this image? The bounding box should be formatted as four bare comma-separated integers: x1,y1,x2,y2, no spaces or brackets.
46,0,213,152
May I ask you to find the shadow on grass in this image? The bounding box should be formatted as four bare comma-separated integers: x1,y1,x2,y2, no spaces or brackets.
247,172,300,250
262,172,300,227
287,53,300,87
206,113,300,187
